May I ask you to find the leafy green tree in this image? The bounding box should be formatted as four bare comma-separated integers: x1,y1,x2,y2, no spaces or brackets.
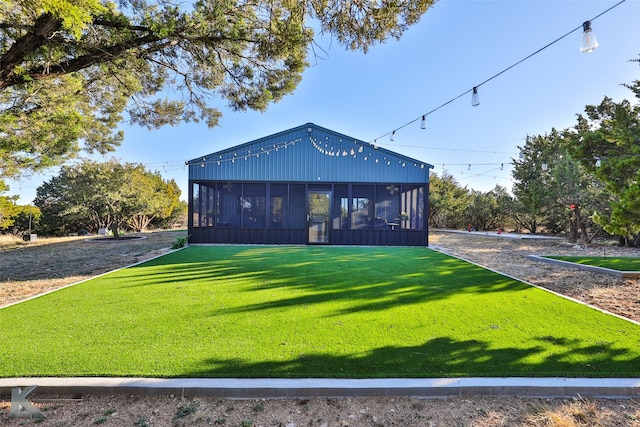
428,172,470,229
127,174,181,231
511,132,559,234
6,204,41,235
151,199,188,229
35,159,181,237
1,0,435,183
463,186,513,232
511,130,608,240
34,175,88,236
0,182,19,229
546,149,607,243
566,75,640,246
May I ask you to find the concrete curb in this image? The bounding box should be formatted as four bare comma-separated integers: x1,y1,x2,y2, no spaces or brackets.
2,377,639,399
527,255,640,278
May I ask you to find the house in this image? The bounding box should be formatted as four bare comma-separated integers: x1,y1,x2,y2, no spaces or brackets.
187,123,433,246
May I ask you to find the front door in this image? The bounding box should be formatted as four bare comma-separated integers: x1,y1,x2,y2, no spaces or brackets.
308,191,331,244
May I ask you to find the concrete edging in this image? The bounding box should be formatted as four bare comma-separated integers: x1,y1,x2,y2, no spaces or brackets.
1,377,639,399
527,255,640,278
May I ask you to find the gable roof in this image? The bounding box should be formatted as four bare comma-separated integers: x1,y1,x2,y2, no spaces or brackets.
187,123,433,183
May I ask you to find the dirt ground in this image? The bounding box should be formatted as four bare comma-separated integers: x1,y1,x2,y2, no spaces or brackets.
0,231,184,307
1,229,639,426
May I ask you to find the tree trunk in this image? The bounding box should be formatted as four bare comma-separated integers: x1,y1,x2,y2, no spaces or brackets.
586,228,600,244
574,205,588,245
568,213,578,243
110,222,120,239
0,14,62,89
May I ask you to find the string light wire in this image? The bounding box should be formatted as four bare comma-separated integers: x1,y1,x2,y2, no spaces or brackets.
371,0,627,143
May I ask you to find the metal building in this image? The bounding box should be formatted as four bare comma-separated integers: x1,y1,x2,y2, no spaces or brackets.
187,123,434,246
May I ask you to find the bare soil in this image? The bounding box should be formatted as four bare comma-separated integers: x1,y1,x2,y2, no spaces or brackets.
1,229,639,426
0,231,184,307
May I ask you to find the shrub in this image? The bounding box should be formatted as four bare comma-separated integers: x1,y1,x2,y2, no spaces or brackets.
171,234,190,249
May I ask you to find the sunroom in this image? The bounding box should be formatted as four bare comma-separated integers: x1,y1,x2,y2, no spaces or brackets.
187,123,433,246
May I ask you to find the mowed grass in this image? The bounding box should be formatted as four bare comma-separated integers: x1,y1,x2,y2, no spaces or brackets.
1,246,639,378
544,255,640,272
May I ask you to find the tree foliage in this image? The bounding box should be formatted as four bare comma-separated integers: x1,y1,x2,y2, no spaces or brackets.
0,196,19,230
428,172,470,229
510,129,608,241
546,149,607,243
566,74,640,246
511,132,558,234
151,199,187,229
34,159,181,237
5,203,41,235
0,0,435,182
127,172,181,231
0,178,40,232
463,186,513,232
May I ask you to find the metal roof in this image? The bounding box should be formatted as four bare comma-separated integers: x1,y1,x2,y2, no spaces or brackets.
187,123,434,183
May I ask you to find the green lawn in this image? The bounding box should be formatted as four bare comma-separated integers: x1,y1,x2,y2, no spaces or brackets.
544,255,640,271
1,246,639,378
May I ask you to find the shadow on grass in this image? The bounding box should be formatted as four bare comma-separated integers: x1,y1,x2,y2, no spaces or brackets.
122,246,530,316
181,336,639,378
2,245,639,379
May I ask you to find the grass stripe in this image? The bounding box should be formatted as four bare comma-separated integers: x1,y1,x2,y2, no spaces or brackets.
544,255,640,271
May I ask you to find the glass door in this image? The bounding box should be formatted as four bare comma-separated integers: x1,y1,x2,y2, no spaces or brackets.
308,191,331,244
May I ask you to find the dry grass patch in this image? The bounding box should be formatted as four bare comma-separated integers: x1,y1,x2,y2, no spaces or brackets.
0,234,23,248
522,397,640,427
0,230,186,307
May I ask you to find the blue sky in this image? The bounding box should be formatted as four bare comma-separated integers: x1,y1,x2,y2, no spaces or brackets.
7,0,640,204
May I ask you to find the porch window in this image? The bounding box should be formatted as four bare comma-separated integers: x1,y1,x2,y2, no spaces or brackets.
375,185,401,229
351,185,373,229
216,183,241,227
401,184,425,230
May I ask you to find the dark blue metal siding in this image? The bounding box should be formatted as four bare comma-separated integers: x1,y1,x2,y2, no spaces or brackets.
188,123,432,183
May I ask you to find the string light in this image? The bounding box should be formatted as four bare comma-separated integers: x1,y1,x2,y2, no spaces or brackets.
420,115,427,129
580,21,599,53
471,87,480,107
369,0,626,143
185,137,302,167
440,165,513,184
308,135,428,169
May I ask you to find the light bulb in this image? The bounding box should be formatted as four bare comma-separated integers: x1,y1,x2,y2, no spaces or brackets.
421,115,427,129
595,158,601,167
471,87,480,107
390,130,395,141
580,21,598,53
